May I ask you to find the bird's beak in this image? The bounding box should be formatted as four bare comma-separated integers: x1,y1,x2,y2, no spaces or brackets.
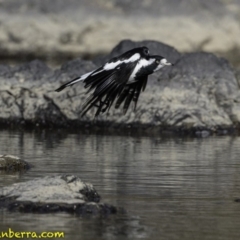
165,62,172,66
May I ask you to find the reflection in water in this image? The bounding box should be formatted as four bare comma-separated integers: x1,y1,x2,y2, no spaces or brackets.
0,130,240,239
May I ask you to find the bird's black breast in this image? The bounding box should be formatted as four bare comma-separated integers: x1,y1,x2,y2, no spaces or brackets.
115,61,138,84
135,63,157,79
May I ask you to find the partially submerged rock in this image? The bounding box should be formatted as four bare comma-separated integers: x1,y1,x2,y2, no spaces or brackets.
0,39,240,132
0,155,30,171
0,175,122,215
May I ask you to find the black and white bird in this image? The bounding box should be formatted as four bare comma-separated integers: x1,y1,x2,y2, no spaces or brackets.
55,47,172,117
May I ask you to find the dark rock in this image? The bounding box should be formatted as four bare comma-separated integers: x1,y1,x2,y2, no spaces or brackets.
0,64,13,78
12,60,51,82
152,52,240,128
0,175,123,215
85,41,240,130
57,58,96,82
7,201,119,215
0,155,31,171
0,40,240,132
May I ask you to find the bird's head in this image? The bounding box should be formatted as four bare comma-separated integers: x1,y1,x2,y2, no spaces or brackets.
141,46,150,56
135,55,173,78
150,55,172,72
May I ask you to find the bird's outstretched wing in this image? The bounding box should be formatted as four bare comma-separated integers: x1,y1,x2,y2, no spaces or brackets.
55,47,154,116
55,71,94,92
55,62,150,117
115,76,148,114
55,49,144,92
81,61,139,117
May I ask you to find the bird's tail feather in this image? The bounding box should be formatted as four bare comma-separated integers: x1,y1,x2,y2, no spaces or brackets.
60,70,148,116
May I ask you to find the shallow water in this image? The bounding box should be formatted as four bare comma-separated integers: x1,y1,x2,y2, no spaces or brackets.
0,129,240,240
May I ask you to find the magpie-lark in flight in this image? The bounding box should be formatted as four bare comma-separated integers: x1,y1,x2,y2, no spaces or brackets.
55,47,172,117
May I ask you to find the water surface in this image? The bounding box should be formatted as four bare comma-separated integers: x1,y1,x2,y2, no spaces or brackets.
0,129,240,240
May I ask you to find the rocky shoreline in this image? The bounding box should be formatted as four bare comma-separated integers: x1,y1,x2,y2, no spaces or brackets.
0,40,240,134
0,175,123,215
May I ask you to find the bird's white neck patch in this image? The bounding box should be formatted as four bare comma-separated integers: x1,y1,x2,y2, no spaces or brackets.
104,53,140,70
128,58,155,82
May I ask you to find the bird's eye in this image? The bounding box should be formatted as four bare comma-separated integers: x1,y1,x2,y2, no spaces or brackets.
155,59,160,64
143,48,149,55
